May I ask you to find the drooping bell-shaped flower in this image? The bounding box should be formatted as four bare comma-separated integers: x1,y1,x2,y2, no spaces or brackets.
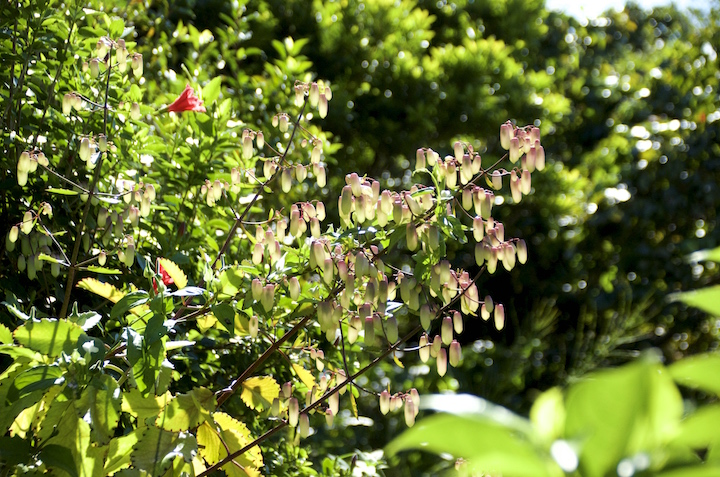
166,84,206,113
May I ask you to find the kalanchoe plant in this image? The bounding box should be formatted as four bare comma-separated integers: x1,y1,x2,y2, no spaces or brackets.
1,4,545,476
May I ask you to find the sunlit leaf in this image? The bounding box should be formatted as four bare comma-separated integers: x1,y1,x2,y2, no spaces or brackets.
156,387,215,431
669,353,720,396
292,363,315,390
77,278,125,303
13,319,84,358
240,376,280,411
131,426,197,477
670,285,720,316
197,412,263,477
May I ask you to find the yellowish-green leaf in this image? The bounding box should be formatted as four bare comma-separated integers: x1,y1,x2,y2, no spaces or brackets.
197,412,263,477
669,353,720,396
77,278,125,303
156,387,215,431
393,353,404,369
240,376,280,411
0,323,12,344
122,388,172,425
105,430,140,475
670,285,720,316
158,258,188,289
291,363,315,390
131,426,197,477
350,388,358,419
13,319,83,358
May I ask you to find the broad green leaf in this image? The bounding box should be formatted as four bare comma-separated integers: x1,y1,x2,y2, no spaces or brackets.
292,363,315,390
122,388,172,425
0,323,12,344
13,319,83,358
77,278,125,303
131,426,197,477
564,355,683,477
158,258,188,289
530,387,566,443
0,436,32,466
156,387,215,431
670,285,720,316
202,76,223,104
39,444,79,477
197,412,263,477
669,353,720,396
9,365,63,401
676,404,720,449
76,375,122,445
45,406,105,477
111,291,150,320
386,413,560,477
212,303,235,334
105,431,139,475
240,376,280,411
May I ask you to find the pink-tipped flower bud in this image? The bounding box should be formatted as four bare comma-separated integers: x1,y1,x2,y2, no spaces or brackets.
431,334,442,358
309,82,320,108
289,276,300,300
319,94,328,118
453,141,463,162
130,102,141,120
379,390,391,415
252,278,263,301
283,382,293,399
535,145,545,171
449,340,462,367
415,148,426,170
473,216,484,242
404,397,416,427
79,137,91,162
437,348,448,377
510,170,522,203
364,314,375,347
494,303,505,330
279,113,289,132
288,398,299,427
500,122,513,150
89,58,100,78
131,53,143,77
509,137,521,163
445,161,457,189
462,187,473,210
441,316,453,345
418,334,430,363
453,311,463,334
406,223,418,251
261,283,275,312
249,315,259,338
491,170,502,190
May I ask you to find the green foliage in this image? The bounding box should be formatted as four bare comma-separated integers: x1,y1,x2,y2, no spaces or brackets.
388,351,720,476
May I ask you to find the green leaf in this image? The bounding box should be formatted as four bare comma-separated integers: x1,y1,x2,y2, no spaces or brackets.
564,354,683,477
131,426,197,477
0,323,12,344
85,266,123,274
67,303,102,331
121,388,171,424
0,436,32,466
39,444,79,477
240,376,280,411
37,253,61,264
386,412,559,477
13,319,84,358
530,387,565,443
76,375,122,445
9,365,63,401
111,291,149,320
656,466,720,477
212,303,235,334
676,404,720,449
668,353,720,396
687,246,720,263
203,76,223,104
46,187,80,196
156,387,216,432
105,431,140,475
197,413,263,476
670,285,720,316
291,363,315,390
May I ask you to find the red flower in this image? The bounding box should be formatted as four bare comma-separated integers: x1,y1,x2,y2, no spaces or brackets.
153,261,174,293
166,84,206,113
